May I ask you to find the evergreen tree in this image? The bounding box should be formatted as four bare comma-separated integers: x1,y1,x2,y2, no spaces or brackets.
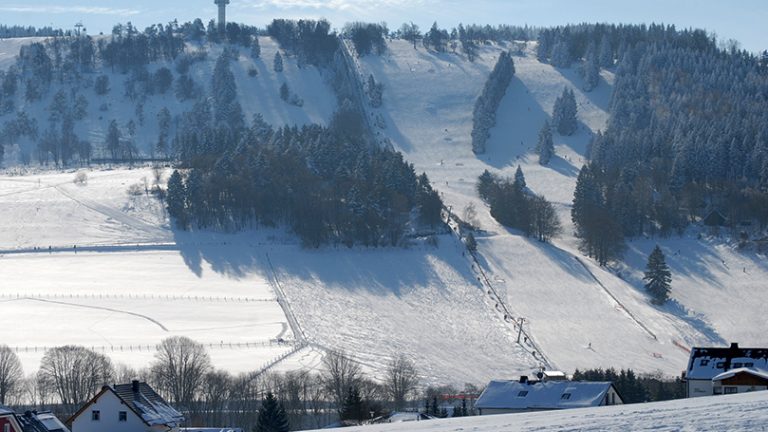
537,120,554,165
273,51,283,72
598,34,613,68
255,392,290,432
477,169,497,202
279,82,289,102
514,165,526,189
340,386,365,423
644,245,671,305
552,87,577,135
105,119,121,160
581,47,600,92
251,37,261,58
167,170,187,229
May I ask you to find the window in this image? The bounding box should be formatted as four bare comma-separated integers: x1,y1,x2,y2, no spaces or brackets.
733,362,743,368
716,362,725,368
91,410,100,421
517,391,528,397
561,393,571,400
119,411,127,422
745,362,754,367
699,359,709,366
724,387,738,394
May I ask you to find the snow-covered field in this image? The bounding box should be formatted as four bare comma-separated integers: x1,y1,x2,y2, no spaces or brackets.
312,391,768,432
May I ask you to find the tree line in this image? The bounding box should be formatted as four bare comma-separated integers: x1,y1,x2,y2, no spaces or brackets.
0,340,425,431
535,23,768,264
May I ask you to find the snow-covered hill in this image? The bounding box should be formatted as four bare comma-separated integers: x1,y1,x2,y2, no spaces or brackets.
310,391,768,432
0,37,336,164
2,35,767,385
354,39,767,375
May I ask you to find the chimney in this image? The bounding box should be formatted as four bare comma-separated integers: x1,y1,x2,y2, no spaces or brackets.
730,342,739,350
519,375,528,384
132,380,140,393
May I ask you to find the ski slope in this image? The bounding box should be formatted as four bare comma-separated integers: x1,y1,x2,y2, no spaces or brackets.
310,391,768,432
355,40,767,375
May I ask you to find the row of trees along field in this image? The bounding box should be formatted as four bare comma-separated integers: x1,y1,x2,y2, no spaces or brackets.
535,24,768,264
0,341,426,431
0,340,691,431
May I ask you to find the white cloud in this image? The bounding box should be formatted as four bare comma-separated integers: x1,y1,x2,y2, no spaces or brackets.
0,5,141,16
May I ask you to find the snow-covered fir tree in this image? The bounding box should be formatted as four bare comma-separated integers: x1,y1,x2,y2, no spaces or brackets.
644,245,672,305
536,120,554,165
552,87,578,135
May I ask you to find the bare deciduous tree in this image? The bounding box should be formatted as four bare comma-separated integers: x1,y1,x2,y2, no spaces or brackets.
151,336,211,410
322,350,361,410
0,345,24,405
37,346,114,414
200,370,232,426
384,354,419,411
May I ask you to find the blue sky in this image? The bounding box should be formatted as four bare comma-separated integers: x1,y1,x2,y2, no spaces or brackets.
0,0,765,52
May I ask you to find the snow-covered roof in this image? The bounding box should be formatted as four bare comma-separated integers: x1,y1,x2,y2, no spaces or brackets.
475,380,615,410
712,367,768,382
69,381,184,428
113,381,185,427
686,343,768,380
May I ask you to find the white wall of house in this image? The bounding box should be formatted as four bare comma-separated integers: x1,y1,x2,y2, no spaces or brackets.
70,391,148,432
688,380,713,398
601,387,623,405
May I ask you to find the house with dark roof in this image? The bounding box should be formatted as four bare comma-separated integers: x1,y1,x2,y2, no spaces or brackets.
474,376,623,415
67,381,184,432
712,368,768,395
683,342,768,397
0,406,23,432
1,407,70,432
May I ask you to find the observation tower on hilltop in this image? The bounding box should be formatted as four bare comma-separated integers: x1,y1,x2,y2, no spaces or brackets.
215,0,230,33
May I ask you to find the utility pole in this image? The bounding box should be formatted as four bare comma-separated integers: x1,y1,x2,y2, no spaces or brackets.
516,317,526,344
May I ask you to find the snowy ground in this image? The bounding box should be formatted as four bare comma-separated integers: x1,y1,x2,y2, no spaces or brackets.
311,391,768,432
0,167,536,384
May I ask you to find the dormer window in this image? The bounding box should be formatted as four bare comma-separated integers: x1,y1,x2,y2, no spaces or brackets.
91,410,100,421
745,362,754,367
517,391,528,397
716,362,725,368
733,362,743,368
699,359,709,366
561,393,572,400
